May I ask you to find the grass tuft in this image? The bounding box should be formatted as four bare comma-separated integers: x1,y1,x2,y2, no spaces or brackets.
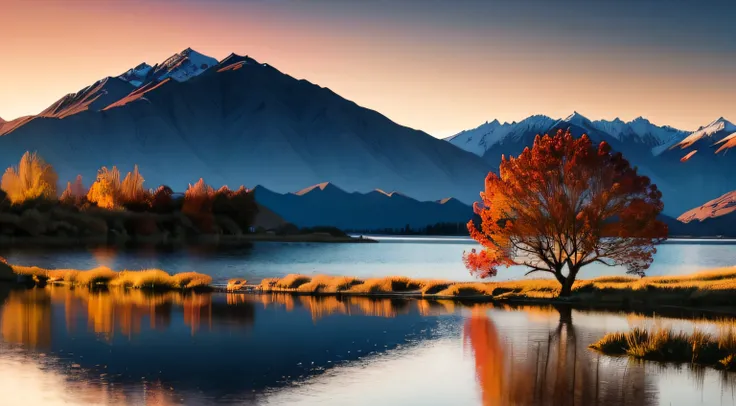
348,276,421,293
9,264,211,290
591,324,736,370
173,272,213,289
275,274,312,289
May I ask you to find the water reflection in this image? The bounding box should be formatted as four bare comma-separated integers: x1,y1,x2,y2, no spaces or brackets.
1,287,255,346
0,288,734,405
464,307,657,406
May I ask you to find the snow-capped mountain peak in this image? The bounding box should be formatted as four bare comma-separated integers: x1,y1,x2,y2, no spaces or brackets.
118,48,218,87
444,115,555,156
563,111,591,126
119,63,153,87
155,48,218,83
676,117,736,149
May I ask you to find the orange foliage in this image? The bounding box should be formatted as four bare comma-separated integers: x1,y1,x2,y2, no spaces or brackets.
465,130,668,296
1,151,58,203
183,179,216,233
87,165,149,210
60,175,87,206
183,178,215,215
86,166,122,209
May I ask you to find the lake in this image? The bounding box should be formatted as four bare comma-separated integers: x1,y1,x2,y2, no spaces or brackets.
1,238,736,405
1,237,735,285
0,288,735,405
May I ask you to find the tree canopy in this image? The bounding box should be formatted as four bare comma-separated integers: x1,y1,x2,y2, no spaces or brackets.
464,130,668,296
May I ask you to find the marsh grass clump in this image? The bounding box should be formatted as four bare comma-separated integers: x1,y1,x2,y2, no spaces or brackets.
296,275,363,293
226,278,248,291
275,274,312,289
436,283,494,297
260,278,279,290
348,276,421,293
420,280,453,295
173,272,213,289
9,264,211,291
591,325,736,370
73,267,118,286
110,269,176,289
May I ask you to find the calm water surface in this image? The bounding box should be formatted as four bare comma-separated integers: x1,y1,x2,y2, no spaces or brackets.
1,237,735,284
0,287,735,405
1,238,736,405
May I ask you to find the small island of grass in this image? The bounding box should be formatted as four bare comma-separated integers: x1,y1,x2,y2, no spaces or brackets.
590,326,736,371
10,263,213,291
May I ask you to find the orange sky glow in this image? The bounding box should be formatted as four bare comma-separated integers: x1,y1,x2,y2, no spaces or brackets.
2,0,734,136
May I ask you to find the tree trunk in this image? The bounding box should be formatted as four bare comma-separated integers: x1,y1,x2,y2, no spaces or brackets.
558,267,580,297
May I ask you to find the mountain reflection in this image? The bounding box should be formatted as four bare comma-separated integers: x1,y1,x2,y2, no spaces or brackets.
463,307,657,406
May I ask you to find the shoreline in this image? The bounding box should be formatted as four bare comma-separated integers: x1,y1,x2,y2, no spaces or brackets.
0,233,375,248
7,264,736,318
222,286,736,319
241,268,736,317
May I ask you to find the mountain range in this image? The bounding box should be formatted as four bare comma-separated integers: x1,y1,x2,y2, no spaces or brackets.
0,48,490,205
1,47,733,219
253,182,472,230
446,113,736,216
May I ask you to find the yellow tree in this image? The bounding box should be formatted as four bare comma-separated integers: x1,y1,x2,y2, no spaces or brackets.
60,175,87,206
87,166,121,209
120,165,145,203
465,130,668,296
1,151,58,203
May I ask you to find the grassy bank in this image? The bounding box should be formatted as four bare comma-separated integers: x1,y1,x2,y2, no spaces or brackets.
256,267,736,309
590,325,736,370
8,264,736,309
11,265,212,290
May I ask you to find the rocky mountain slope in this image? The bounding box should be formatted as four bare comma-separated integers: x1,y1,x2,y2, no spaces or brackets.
446,113,736,216
0,49,491,205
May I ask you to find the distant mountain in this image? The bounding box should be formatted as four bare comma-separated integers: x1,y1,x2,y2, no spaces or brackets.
678,191,736,223
0,48,491,204
446,112,735,216
666,191,736,237
253,183,473,230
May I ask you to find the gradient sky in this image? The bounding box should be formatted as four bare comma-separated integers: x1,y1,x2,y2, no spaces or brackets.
2,0,735,137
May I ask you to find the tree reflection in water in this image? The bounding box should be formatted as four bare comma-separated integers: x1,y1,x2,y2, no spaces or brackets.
0,286,255,346
463,306,658,406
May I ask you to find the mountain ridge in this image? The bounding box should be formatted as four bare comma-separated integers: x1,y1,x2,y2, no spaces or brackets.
446,112,735,216
0,48,492,205
253,184,473,230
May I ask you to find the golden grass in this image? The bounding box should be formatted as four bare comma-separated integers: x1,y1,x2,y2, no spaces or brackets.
348,276,421,293
296,275,363,293
590,323,736,370
436,283,494,297
9,264,211,290
257,266,736,303
226,278,248,291
173,272,213,289
275,274,312,289
74,267,118,286
260,278,279,290
110,269,175,289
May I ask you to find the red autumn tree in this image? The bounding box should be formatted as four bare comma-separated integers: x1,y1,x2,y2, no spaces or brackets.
464,130,668,297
